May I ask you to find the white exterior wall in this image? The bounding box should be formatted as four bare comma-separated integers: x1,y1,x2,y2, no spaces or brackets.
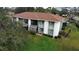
44,21,49,34
53,21,61,37
28,19,31,30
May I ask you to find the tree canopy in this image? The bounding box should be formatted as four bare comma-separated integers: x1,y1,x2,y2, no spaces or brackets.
35,7,45,12
51,7,61,14
14,7,71,16
0,8,29,51
15,7,35,13
14,7,62,15
59,8,68,16
45,7,52,13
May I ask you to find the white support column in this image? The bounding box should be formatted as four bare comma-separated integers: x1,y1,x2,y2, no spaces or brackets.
44,21,49,34
53,21,61,37
59,22,63,31
16,17,19,22
28,19,31,30
12,18,14,22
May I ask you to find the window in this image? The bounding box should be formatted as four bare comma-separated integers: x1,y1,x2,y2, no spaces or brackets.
24,19,28,23
31,20,37,25
39,21,44,24
48,22,54,36
49,22,54,30
38,28,44,33
38,20,44,28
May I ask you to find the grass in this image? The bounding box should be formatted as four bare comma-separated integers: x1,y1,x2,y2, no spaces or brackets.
23,23,79,51
57,23,79,51
24,35,60,51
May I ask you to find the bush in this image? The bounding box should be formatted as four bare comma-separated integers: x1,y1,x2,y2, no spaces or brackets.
0,18,29,51
29,31,36,35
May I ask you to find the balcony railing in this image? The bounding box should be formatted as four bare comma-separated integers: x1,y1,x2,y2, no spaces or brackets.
30,25,38,32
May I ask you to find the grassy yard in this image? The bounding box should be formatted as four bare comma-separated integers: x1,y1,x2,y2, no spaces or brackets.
23,23,79,51
24,35,60,51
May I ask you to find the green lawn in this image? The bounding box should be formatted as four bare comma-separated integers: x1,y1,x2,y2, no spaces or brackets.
24,35,60,51
23,23,79,51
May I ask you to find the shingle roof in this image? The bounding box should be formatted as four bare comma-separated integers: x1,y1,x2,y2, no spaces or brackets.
14,12,64,22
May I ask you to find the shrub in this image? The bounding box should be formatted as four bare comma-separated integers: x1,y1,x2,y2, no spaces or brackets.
0,18,29,51
29,31,36,35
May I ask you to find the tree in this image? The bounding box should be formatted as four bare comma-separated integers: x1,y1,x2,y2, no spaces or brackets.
73,7,79,16
25,7,35,12
60,8,68,16
15,7,35,13
45,7,61,14
0,20,29,50
45,7,52,13
51,7,60,14
0,7,9,20
35,7,45,12
0,8,29,50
